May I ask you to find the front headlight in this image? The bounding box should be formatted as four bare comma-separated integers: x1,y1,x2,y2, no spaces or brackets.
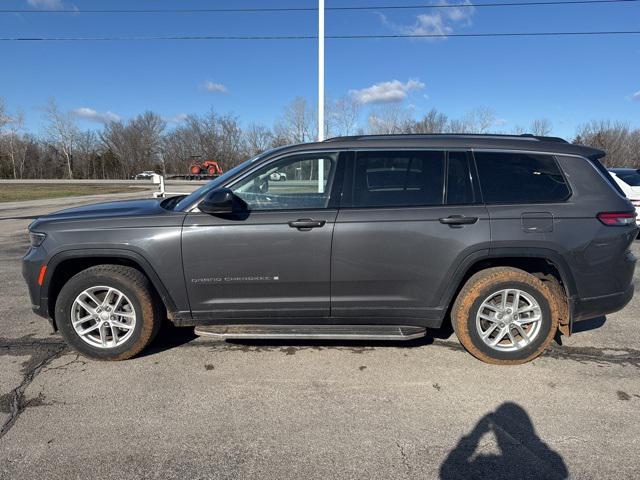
29,232,46,247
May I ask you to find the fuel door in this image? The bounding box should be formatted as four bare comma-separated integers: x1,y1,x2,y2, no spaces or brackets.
521,212,553,233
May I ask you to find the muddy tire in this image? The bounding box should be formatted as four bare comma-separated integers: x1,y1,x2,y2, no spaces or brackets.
55,265,162,361
451,267,559,365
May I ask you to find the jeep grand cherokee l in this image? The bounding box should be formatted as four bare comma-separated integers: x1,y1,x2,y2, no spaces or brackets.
23,134,637,364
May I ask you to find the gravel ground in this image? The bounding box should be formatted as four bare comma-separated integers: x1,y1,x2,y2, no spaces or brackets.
0,192,639,480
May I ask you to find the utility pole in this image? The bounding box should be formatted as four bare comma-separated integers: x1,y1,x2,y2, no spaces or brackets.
317,0,325,192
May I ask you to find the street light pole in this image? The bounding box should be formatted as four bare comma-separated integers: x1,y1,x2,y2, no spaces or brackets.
318,0,324,142
317,0,325,192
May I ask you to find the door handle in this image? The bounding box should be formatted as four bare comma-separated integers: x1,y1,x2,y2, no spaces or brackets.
288,218,326,230
439,215,479,225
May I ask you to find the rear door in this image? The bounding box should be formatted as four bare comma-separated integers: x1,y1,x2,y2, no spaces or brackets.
330,149,491,321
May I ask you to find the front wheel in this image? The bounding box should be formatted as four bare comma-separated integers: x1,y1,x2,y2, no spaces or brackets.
55,265,162,360
451,267,560,365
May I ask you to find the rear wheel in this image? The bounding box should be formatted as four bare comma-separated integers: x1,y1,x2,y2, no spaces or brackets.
55,265,162,360
451,267,559,364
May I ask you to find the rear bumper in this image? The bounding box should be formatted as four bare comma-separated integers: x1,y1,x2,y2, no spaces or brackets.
571,283,634,323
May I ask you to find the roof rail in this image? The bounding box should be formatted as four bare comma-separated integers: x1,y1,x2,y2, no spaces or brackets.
322,133,568,144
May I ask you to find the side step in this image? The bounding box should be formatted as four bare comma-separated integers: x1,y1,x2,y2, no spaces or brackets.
194,324,426,341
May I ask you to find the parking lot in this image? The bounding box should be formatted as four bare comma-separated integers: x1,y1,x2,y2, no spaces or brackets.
1,190,639,480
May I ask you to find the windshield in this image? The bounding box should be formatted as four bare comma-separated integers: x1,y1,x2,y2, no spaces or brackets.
174,151,275,211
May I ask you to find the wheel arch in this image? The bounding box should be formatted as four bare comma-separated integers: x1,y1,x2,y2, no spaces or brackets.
441,247,576,322
43,248,179,328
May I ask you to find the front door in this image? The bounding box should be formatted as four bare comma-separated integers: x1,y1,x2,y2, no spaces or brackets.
331,150,491,321
182,151,341,321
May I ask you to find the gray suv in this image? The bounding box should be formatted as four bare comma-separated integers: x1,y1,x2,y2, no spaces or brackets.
23,134,637,364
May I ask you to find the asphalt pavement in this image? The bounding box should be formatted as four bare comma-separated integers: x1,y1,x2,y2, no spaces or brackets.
0,191,639,480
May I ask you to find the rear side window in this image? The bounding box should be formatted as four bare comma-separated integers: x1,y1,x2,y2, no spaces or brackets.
590,158,625,196
474,152,570,204
352,150,445,207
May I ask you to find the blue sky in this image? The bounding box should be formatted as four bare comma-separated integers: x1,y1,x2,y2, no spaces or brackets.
1,0,639,138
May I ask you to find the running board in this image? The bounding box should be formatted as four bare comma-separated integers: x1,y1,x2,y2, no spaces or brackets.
194,324,426,341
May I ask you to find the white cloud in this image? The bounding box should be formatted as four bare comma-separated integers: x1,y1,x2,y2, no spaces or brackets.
71,107,120,124
378,1,476,39
169,113,188,123
350,79,425,105
27,0,65,10
631,91,640,101
494,118,508,127
201,81,228,93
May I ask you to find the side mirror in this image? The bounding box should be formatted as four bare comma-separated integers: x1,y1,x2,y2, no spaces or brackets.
199,188,236,215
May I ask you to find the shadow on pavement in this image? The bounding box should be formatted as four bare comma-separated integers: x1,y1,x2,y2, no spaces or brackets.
139,323,197,357
440,402,568,480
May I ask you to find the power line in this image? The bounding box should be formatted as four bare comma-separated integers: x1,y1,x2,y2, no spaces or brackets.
2,0,639,13
1,31,639,41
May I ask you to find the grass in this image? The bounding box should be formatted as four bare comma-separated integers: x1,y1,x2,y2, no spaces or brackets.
0,184,148,203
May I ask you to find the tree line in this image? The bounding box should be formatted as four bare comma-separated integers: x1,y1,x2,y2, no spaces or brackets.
0,97,638,179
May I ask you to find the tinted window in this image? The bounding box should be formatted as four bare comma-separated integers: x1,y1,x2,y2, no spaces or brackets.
590,158,625,196
352,151,445,207
446,151,474,205
475,152,570,204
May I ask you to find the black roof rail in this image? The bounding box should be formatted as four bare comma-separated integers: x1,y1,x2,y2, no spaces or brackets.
517,134,568,143
322,133,568,144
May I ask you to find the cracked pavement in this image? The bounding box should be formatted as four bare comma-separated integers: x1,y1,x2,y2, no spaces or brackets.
1,194,640,479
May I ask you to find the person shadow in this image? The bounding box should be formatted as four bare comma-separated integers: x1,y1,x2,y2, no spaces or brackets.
440,402,569,480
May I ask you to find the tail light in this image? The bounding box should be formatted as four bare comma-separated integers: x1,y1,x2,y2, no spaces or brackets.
597,212,637,226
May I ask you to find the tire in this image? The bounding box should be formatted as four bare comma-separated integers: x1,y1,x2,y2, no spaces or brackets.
451,267,559,365
55,265,162,361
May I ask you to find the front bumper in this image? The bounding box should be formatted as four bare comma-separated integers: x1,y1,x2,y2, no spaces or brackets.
22,245,51,321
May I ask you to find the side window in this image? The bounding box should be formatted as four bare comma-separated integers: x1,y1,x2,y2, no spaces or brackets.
475,152,570,204
352,150,445,207
446,151,474,205
231,153,337,210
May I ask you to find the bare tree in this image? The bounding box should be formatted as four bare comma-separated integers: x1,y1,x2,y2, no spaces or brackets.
0,100,13,177
244,123,273,156
411,108,449,133
274,97,316,143
530,118,553,136
5,109,27,179
367,103,413,134
327,95,361,137
43,99,79,179
5,95,640,180
462,107,496,133
574,120,637,167
101,111,166,177
162,110,246,172
75,130,101,178
133,111,166,173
